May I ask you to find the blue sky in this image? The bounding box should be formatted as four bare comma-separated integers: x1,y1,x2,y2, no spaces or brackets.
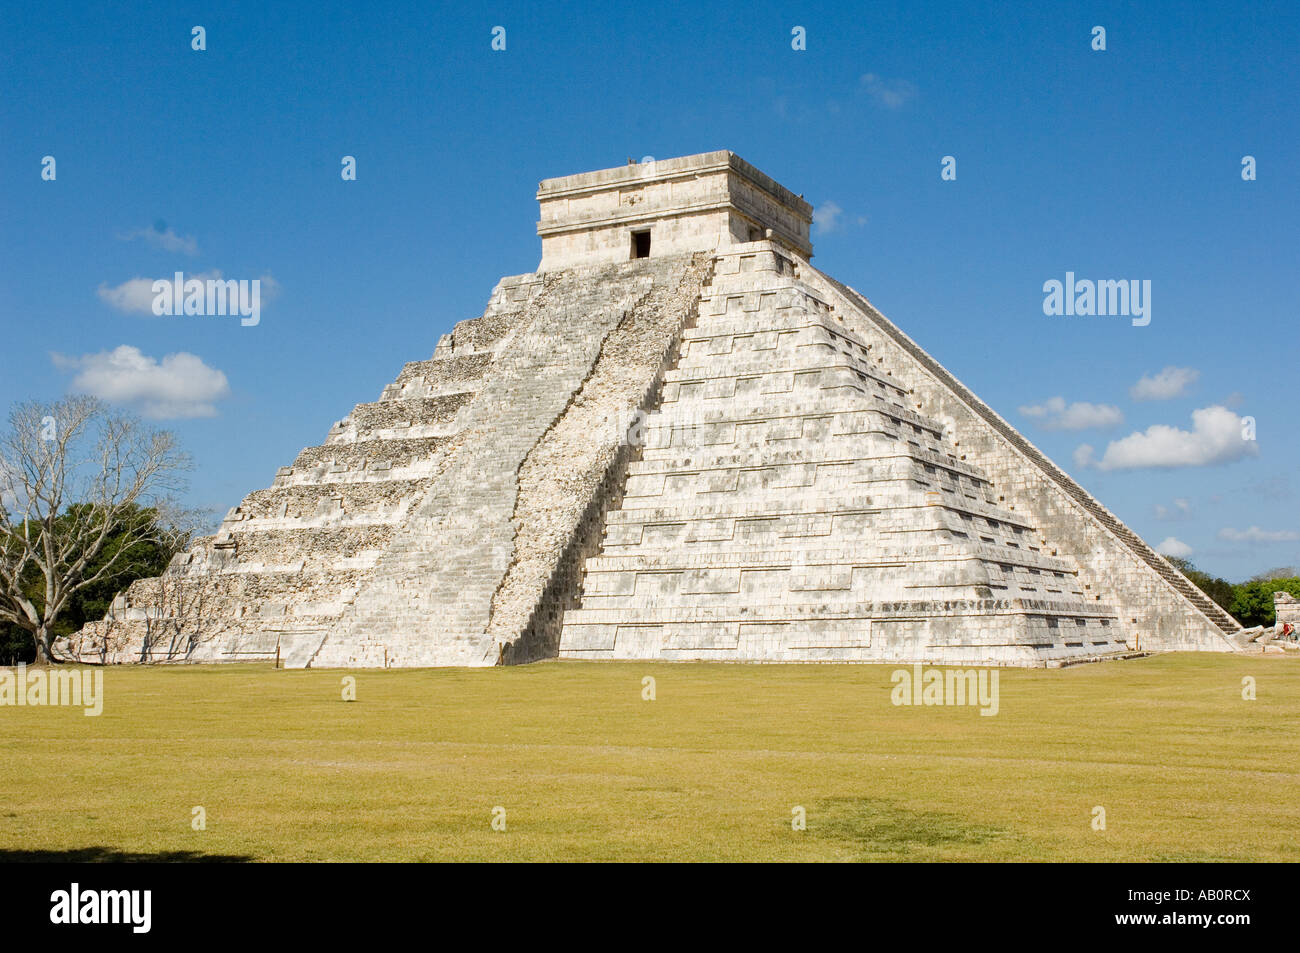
3,0,1296,580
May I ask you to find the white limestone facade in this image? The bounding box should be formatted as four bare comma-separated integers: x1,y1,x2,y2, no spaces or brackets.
537,152,813,270
58,152,1239,668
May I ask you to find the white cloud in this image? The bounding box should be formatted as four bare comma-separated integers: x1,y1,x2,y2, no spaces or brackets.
859,73,918,109
1019,396,1123,431
1074,406,1258,471
813,201,843,235
96,270,278,318
1154,498,1192,520
52,345,230,419
118,223,198,256
1130,366,1199,401
97,277,164,314
1155,537,1194,558
1217,526,1300,544
97,270,222,314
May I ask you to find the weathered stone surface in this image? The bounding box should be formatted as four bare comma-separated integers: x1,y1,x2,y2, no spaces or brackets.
538,151,812,270
57,152,1239,668
1277,592,1300,629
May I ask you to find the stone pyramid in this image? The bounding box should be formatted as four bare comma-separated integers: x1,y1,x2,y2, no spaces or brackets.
61,152,1241,667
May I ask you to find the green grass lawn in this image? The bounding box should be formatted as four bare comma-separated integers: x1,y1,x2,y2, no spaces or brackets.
1,653,1297,861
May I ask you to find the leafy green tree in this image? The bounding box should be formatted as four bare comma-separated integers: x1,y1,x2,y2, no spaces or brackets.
0,505,185,663
0,397,191,662
1230,577,1300,628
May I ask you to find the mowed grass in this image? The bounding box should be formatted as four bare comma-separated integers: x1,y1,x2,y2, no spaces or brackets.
1,654,1297,861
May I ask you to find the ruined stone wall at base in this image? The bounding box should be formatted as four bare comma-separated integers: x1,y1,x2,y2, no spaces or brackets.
1276,593,1300,629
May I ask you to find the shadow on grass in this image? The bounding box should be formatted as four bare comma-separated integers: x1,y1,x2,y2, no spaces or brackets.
0,847,253,863
811,797,1011,859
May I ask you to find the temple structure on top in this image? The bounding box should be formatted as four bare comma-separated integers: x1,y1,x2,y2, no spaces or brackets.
58,152,1242,668
537,151,813,269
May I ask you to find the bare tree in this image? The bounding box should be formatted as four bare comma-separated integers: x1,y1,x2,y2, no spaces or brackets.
1252,566,1300,583
0,396,191,662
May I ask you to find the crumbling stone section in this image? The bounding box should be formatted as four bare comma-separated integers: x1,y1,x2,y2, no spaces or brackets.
1277,592,1300,629
385,353,494,399
340,395,473,437
290,437,450,474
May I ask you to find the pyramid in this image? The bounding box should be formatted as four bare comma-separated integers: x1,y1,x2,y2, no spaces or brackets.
60,152,1241,667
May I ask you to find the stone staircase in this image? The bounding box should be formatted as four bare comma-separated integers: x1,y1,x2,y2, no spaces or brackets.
559,243,1126,666
309,256,708,667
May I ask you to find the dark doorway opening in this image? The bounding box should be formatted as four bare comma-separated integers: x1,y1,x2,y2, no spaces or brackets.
632,229,651,259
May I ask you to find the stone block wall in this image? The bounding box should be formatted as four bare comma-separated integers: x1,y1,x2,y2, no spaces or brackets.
557,243,1126,666
1277,592,1300,629
537,152,812,269
798,268,1238,652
